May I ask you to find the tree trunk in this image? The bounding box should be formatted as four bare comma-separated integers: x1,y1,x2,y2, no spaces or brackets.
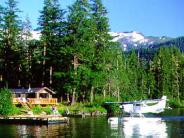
28,49,32,87
90,86,94,103
82,92,85,102
60,96,63,103
148,87,150,96
108,83,111,96
5,81,8,88
0,75,2,81
73,55,79,70
18,64,21,87
49,66,53,86
42,44,46,86
4,58,9,88
176,72,180,100
71,88,76,105
103,86,106,99
67,93,70,103
117,86,120,102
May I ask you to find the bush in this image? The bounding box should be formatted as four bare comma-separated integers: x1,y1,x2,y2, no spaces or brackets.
58,108,65,115
32,106,42,114
84,106,96,113
11,106,21,115
101,96,121,114
96,106,106,113
168,99,183,108
0,89,14,115
42,106,52,115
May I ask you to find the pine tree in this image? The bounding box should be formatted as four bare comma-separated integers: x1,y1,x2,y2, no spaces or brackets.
91,0,118,100
66,0,96,104
108,49,129,101
147,60,156,98
138,58,148,99
170,47,181,99
152,47,172,98
0,5,4,85
21,16,32,42
38,0,66,87
1,0,21,88
179,58,184,100
126,50,140,100
19,16,33,88
0,5,3,39
29,39,43,87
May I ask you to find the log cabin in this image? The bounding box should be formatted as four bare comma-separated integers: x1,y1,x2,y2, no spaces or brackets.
11,87,57,105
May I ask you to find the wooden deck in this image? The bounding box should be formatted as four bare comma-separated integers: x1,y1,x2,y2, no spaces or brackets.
13,98,58,105
0,115,69,125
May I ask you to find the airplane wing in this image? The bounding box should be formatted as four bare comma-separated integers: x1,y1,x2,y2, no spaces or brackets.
105,99,162,105
105,101,138,104
105,96,166,105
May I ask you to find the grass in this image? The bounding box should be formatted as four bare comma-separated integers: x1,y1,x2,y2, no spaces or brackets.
13,102,107,116
57,102,107,115
10,95,121,115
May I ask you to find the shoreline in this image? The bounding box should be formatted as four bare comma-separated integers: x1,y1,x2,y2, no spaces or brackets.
0,115,69,125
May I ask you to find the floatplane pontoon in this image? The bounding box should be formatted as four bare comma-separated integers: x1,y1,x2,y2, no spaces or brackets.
106,96,167,117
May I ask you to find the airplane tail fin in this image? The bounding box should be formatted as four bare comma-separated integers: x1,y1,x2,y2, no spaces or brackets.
161,96,167,100
159,96,167,111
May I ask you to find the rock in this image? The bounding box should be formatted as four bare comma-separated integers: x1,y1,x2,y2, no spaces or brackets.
94,111,101,116
27,111,33,115
40,111,47,115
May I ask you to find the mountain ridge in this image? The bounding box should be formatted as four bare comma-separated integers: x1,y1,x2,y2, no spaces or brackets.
110,31,174,51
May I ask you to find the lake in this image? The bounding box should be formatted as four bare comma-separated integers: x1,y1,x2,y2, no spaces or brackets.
0,109,184,137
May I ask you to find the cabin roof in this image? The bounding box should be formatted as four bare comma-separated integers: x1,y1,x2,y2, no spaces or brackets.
10,87,55,94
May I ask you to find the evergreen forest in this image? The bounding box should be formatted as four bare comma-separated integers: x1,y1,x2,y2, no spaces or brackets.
0,0,184,105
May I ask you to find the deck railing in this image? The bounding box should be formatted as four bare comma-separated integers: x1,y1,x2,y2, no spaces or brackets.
13,98,58,105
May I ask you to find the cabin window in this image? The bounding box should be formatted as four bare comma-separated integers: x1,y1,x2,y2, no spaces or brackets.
27,93,35,98
39,93,48,98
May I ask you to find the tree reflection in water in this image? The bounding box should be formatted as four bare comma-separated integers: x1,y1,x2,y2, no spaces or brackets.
16,124,70,137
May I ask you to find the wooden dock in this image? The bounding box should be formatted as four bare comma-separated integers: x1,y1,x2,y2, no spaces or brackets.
0,115,69,125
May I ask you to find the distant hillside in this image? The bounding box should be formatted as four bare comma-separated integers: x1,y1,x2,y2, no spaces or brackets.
149,37,184,51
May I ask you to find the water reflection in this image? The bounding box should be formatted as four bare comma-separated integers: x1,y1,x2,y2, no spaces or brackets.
123,117,167,137
16,124,70,137
2,115,184,137
109,117,168,137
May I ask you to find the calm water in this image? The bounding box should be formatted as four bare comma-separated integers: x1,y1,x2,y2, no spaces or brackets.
0,109,184,138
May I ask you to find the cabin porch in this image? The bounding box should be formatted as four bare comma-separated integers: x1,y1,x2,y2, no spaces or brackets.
11,87,58,105
13,98,57,105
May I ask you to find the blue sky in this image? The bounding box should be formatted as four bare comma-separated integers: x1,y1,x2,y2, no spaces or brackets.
0,0,184,37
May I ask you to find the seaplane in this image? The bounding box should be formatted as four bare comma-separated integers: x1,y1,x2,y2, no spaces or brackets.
106,96,167,117
107,96,168,134
106,96,167,126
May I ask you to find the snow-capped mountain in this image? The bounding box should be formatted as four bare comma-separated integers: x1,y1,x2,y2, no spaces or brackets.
110,31,172,51
30,30,174,51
